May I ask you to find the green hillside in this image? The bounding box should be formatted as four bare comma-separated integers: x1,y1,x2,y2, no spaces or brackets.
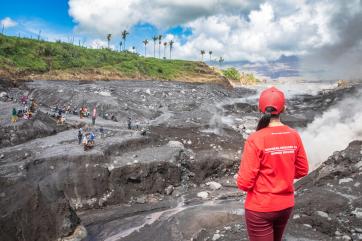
0,34,226,84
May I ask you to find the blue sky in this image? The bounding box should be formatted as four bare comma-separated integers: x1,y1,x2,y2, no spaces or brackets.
1,0,362,80
1,0,73,33
0,0,187,53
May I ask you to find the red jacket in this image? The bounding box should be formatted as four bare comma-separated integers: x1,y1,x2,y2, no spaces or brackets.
237,125,309,212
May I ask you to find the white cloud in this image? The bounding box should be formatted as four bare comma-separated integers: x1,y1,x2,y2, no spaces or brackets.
68,0,362,70
87,38,116,50
1,17,17,28
172,1,337,62
68,0,256,33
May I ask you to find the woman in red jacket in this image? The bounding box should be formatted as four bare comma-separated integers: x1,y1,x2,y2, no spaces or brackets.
237,86,309,241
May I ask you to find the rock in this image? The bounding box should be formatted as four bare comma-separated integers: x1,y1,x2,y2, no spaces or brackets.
135,196,146,204
59,225,87,241
165,185,174,195
316,211,329,218
197,191,209,200
0,154,4,159
206,181,222,190
352,208,362,218
212,233,221,240
342,235,351,240
187,140,192,145
167,141,184,149
0,92,7,98
339,177,353,184
293,214,300,219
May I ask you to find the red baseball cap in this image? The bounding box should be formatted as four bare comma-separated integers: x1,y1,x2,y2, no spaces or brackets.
258,87,285,114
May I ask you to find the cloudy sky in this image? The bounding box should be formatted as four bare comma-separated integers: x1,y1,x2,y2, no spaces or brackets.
1,0,362,79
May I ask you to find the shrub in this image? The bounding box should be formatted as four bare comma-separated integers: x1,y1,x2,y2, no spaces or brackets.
222,67,241,80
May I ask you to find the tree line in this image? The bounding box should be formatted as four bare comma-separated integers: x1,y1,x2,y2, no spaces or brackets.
106,30,224,65
106,30,175,60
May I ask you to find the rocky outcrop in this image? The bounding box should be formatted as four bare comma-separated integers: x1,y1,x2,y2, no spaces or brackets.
0,182,80,241
0,111,69,148
291,140,362,240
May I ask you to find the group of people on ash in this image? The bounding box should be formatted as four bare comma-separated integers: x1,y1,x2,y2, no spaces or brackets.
78,127,96,151
11,96,38,123
48,105,96,125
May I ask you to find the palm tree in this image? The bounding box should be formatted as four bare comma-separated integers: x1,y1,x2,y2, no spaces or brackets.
163,42,168,59
106,34,112,49
219,57,224,67
209,51,213,62
152,35,158,58
201,50,205,61
121,30,129,51
119,41,123,52
132,46,136,53
143,39,149,57
169,40,174,59
158,35,162,58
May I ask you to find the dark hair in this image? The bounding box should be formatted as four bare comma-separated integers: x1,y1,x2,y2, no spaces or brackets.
256,107,280,131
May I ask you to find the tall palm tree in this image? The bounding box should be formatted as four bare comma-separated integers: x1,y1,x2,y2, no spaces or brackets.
163,42,168,59
201,50,205,61
209,51,213,62
106,34,112,49
121,30,129,51
169,40,174,60
219,57,224,67
143,39,149,57
158,35,162,58
132,46,136,53
119,41,123,52
152,35,158,58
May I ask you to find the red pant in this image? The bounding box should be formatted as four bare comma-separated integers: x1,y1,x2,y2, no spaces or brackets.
245,207,293,241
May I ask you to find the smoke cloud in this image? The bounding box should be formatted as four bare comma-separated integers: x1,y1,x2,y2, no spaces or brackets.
300,1,362,80
300,88,362,171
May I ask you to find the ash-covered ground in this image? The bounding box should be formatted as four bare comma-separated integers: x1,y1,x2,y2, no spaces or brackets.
0,79,361,241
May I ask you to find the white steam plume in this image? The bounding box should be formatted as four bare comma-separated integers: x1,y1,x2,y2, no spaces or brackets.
300,88,362,171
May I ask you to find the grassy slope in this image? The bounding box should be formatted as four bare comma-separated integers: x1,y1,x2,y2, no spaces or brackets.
0,34,226,84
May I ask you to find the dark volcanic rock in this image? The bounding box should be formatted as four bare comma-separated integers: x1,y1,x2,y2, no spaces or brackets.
0,111,69,148
284,85,359,128
109,160,183,203
291,140,362,240
0,182,80,241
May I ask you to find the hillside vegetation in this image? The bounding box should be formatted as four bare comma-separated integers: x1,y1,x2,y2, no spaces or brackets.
0,34,226,84
221,67,260,86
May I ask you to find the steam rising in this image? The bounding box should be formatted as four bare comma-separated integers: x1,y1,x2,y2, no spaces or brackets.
300,89,362,170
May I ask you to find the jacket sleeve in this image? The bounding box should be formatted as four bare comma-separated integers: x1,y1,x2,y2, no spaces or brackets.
236,139,260,191
295,134,309,179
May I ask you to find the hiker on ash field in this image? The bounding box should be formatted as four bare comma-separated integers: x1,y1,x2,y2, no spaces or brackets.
11,107,17,123
92,105,97,125
78,128,83,145
237,87,309,241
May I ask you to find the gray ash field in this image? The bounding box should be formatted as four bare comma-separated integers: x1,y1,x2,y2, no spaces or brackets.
0,79,361,241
